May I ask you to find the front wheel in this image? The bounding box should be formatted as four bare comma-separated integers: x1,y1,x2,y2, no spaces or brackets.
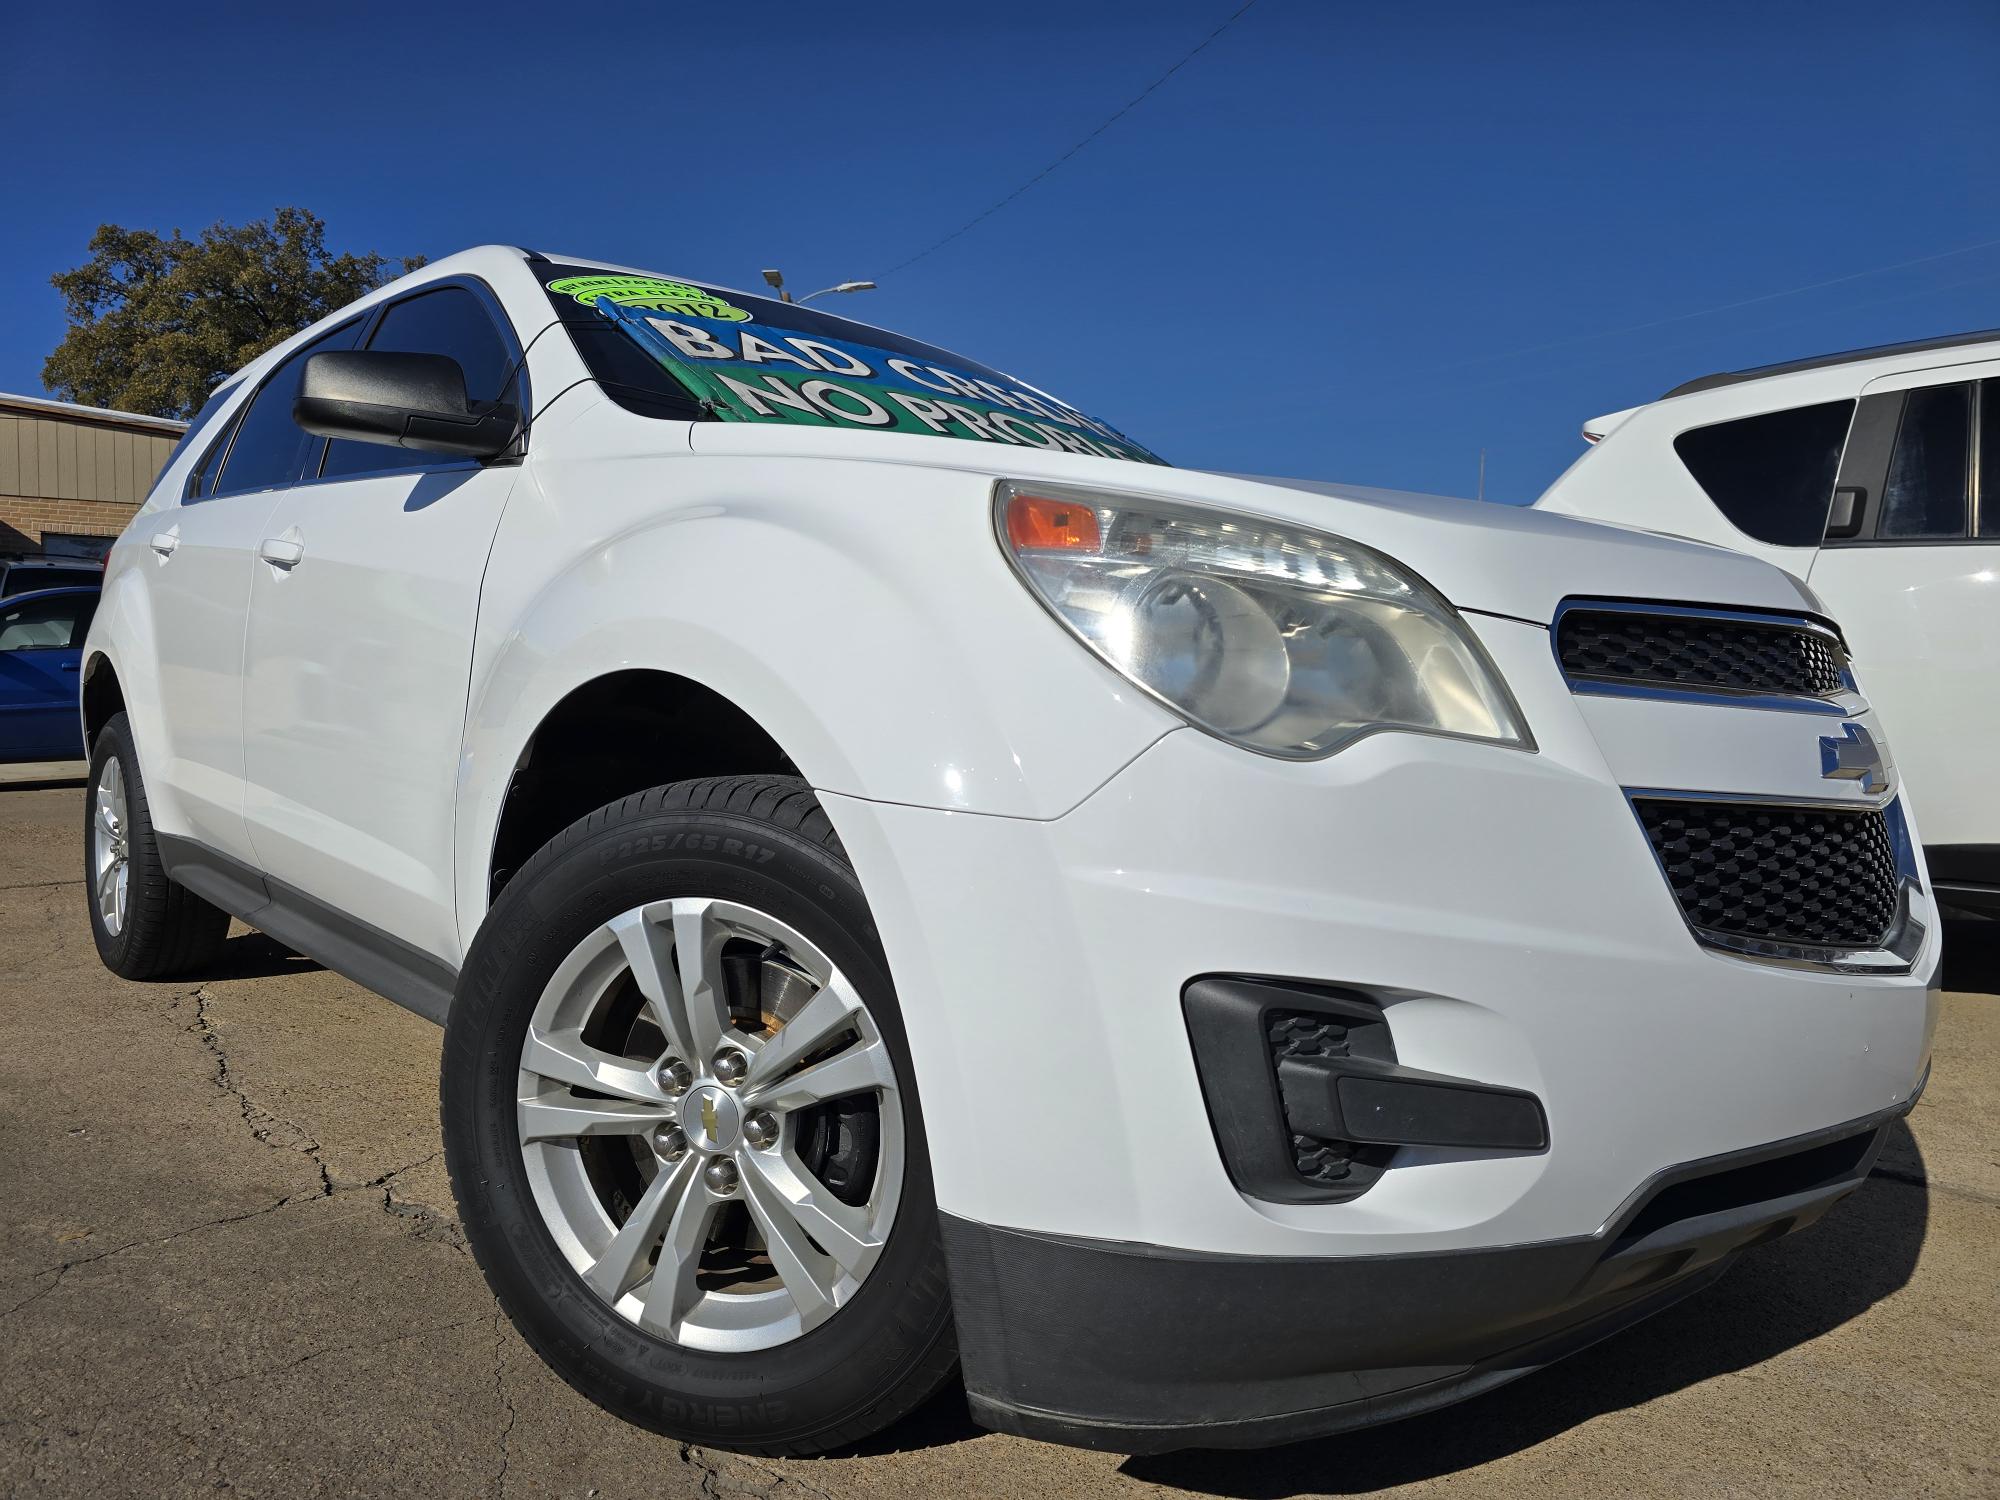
442,776,957,1456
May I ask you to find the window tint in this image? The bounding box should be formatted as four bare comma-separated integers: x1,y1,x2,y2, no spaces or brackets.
1879,383,1970,539
211,322,362,498
1981,380,2000,538
0,593,96,651
1673,401,1854,547
320,286,516,480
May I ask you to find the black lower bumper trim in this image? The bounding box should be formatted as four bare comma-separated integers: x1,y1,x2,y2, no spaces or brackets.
963,1261,1728,1453
944,1094,1919,1453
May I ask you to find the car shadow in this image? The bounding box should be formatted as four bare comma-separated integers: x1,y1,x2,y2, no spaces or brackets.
193,928,325,981
1941,917,2000,996
1117,1121,1929,1497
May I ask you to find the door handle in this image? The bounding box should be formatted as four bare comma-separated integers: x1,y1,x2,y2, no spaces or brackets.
259,536,305,569
150,528,179,558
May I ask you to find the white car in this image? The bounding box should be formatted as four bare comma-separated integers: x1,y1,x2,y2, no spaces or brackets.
81,248,1937,1455
1537,332,1999,918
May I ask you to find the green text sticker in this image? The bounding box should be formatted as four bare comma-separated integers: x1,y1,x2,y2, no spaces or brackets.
547,275,751,322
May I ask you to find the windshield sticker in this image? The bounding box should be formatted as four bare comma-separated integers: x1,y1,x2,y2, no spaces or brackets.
583,294,1165,464
547,275,752,322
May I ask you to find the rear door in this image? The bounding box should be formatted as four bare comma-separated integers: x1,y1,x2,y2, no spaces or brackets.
1808,361,2000,854
145,322,361,861
239,281,524,963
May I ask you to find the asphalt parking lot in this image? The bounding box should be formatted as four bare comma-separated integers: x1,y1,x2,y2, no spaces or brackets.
2,777,1995,1499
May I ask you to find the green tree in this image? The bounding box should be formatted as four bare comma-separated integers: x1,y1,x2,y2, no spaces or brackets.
42,207,425,420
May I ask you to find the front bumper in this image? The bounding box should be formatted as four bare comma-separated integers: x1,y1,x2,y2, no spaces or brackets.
944,1090,1917,1452
817,612,1940,1442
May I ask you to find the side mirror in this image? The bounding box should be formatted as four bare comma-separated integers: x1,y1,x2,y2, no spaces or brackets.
294,350,521,460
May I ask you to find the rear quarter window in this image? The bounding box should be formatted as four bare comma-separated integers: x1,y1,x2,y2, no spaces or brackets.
1672,400,1855,547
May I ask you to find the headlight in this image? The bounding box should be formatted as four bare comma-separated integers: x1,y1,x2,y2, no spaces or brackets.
996,481,1532,759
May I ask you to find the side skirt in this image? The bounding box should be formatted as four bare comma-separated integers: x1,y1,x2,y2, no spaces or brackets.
157,834,457,1025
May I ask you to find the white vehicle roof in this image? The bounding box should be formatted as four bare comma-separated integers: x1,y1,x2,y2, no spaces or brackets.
1542,326,2000,553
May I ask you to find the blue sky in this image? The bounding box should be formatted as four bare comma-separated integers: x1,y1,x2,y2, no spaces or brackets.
2,0,1995,502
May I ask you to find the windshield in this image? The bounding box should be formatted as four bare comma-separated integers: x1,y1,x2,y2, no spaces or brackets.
535,262,1165,465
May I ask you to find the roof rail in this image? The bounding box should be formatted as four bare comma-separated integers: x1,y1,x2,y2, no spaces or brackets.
1663,328,2000,398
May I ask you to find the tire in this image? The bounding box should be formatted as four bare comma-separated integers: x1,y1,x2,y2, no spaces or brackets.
442,775,958,1456
85,712,231,979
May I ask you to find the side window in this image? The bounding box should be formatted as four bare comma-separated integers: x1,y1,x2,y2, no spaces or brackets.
1981,380,2000,539
167,382,240,501
320,286,517,480
1879,383,1971,539
207,322,362,500
0,594,97,651
1673,401,1854,547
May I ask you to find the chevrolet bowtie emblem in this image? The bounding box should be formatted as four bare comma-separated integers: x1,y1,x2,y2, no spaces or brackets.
1820,722,1888,796
700,1095,719,1143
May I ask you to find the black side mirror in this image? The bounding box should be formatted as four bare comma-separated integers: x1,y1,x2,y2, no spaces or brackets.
294,350,521,460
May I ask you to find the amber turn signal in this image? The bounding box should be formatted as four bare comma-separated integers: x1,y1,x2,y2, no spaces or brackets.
1005,493,1102,552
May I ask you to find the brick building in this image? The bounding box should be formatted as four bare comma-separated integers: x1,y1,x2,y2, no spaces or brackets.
0,392,187,560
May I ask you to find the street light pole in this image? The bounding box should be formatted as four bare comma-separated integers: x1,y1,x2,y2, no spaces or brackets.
798,280,877,305
761,269,877,307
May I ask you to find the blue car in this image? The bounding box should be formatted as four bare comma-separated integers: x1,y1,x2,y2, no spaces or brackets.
0,586,100,762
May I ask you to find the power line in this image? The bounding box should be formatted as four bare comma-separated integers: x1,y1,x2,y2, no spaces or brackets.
1417,231,2000,379
884,1,1260,276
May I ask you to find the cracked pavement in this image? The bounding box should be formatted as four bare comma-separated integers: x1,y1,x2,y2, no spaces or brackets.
1,781,1996,1498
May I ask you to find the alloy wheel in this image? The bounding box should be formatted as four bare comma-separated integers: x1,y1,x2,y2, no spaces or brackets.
517,896,904,1353
92,756,130,937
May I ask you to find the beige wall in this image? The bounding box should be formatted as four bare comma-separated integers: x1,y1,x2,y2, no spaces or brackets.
0,408,182,553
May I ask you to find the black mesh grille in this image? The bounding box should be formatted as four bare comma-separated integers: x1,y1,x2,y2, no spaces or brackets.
1636,799,1899,951
1559,609,1845,698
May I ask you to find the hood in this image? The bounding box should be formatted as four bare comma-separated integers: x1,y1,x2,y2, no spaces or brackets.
685,423,1815,624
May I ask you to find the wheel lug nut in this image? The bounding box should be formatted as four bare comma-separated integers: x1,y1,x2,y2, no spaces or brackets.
744,1111,779,1149
657,1059,692,1096
703,1157,740,1195
712,1050,749,1086
652,1126,687,1161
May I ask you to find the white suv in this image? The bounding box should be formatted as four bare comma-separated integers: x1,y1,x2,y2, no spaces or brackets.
81,248,1937,1455
1537,332,2000,918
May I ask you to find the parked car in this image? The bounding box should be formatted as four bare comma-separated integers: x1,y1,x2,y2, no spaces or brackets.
0,556,103,601
0,586,98,761
80,248,1937,1455
1536,330,2000,917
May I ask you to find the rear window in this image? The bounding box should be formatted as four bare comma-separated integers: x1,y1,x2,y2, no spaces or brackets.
1673,401,1855,547
536,263,1164,465
11,567,100,592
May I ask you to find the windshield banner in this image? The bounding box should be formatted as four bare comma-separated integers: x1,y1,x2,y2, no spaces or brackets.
548,275,1165,465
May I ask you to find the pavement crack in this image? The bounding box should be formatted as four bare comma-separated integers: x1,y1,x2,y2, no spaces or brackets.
679,1444,833,1499
1869,1164,2000,1206
491,1308,517,1499
0,1192,302,1314
187,984,335,1197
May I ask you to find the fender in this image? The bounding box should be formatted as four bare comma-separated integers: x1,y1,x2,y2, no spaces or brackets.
451,398,1179,942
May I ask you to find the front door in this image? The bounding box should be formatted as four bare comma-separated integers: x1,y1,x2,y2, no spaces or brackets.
239,282,524,964
1809,362,2000,854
